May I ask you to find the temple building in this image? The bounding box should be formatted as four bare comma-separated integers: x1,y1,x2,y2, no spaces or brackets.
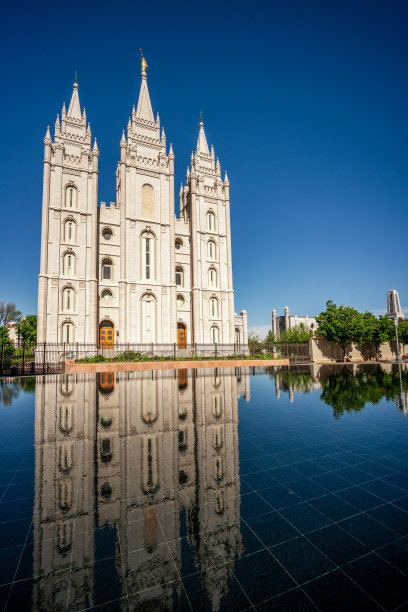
37,58,248,348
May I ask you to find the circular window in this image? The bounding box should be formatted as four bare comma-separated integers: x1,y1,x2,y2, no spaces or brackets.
101,290,113,302
177,294,185,308
102,229,112,241
175,239,182,250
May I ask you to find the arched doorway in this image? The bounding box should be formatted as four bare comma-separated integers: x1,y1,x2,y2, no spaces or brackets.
98,372,114,394
177,323,187,348
99,320,114,348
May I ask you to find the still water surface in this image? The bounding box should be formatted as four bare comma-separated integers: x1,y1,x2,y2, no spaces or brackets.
0,364,408,611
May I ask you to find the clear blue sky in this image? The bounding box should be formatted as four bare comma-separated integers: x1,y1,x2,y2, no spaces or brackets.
1,0,407,334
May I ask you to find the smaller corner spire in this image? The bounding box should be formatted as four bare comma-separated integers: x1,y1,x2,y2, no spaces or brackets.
93,138,99,152
44,125,51,141
169,142,174,156
120,129,127,146
224,170,229,184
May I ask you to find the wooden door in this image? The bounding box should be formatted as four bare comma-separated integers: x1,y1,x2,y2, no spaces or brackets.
177,325,186,348
100,323,114,348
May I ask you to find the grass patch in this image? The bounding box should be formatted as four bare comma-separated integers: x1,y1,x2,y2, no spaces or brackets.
76,351,282,364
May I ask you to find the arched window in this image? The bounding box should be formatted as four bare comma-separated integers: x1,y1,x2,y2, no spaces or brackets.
142,372,157,423
212,395,222,417
177,294,185,308
207,211,215,231
142,184,154,218
102,259,113,280
101,289,113,303
63,252,75,276
65,185,77,209
64,219,75,244
58,403,73,433
62,287,74,312
175,238,182,250
208,268,217,289
175,266,184,287
211,326,219,344
102,228,112,241
208,240,216,261
141,294,156,343
142,232,155,280
142,437,159,494
62,322,74,344
210,297,218,318
235,328,240,344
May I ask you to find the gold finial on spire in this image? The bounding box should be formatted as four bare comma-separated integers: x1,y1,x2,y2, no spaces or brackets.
74,70,78,83
200,111,203,123
140,49,148,73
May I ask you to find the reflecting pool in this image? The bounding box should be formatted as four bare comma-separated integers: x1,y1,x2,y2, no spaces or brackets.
0,364,408,611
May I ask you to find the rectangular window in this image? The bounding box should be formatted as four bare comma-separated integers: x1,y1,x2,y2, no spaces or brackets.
103,266,111,280
145,239,150,279
176,272,182,286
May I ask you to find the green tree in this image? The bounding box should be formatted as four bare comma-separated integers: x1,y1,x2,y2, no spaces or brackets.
363,313,394,360
0,326,13,354
0,302,21,327
265,330,278,344
398,320,408,354
316,300,365,360
278,323,313,344
17,315,37,346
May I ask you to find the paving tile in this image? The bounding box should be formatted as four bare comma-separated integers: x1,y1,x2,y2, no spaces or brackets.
343,552,408,610
376,537,408,576
335,486,384,511
260,484,302,510
270,536,335,584
308,493,358,522
183,567,251,611
239,492,272,520
302,568,382,611
307,524,369,565
279,502,331,533
285,477,327,501
339,513,399,549
367,503,408,536
230,549,295,605
255,587,317,611
361,479,407,502
246,511,299,548
310,472,351,493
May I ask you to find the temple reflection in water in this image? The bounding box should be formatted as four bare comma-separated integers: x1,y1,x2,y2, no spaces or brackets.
33,367,250,610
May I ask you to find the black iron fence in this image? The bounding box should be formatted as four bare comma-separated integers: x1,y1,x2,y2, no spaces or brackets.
248,342,311,363
0,341,311,377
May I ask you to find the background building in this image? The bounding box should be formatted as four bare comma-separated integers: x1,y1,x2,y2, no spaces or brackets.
37,63,247,348
272,306,317,338
386,289,404,321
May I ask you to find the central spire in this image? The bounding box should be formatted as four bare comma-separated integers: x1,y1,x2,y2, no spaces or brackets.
196,112,209,155
135,51,154,122
67,73,81,120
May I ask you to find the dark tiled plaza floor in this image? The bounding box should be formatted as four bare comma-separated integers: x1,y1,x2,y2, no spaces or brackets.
0,365,408,610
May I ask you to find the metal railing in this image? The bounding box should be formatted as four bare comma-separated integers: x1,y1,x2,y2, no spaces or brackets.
0,341,311,377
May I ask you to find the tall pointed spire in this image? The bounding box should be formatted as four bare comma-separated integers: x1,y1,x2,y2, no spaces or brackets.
196,112,209,154
136,52,154,122
67,74,81,119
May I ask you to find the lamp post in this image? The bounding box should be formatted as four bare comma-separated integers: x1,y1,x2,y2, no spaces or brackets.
394,316,401,363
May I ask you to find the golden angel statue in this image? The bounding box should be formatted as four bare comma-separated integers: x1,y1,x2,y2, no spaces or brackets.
140,49,148,73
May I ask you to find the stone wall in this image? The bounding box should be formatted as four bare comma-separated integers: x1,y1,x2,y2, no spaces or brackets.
309,336,407,363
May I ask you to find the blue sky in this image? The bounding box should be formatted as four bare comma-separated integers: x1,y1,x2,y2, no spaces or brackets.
1,0,407,335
